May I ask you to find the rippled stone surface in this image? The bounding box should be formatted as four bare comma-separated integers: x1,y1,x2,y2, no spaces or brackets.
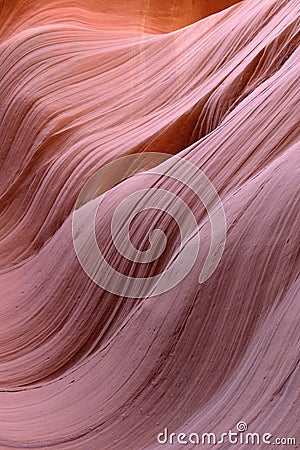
0,0,299,448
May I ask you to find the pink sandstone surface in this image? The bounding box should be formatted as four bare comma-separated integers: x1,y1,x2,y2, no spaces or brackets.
0,0,299,448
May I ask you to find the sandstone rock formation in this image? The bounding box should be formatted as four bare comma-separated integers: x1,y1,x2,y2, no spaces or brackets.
0,0,299,448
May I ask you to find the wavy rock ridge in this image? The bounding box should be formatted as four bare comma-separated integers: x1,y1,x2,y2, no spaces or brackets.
0,0,299,448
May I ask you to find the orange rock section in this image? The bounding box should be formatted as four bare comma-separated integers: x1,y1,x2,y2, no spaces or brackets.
0,0,299,449
0,0,242,38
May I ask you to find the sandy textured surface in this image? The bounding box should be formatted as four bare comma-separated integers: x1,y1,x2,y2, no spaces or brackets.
0,0,299,448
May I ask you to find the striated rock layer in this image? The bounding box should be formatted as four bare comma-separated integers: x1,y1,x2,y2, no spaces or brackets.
0,0,299,448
